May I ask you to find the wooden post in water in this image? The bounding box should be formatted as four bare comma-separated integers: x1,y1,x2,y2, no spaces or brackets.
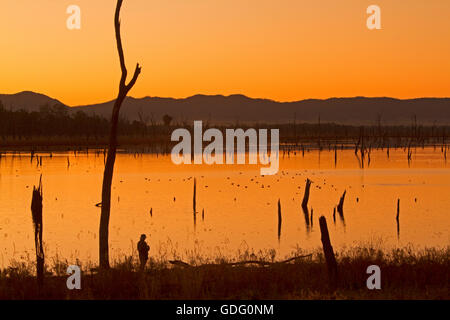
31,175,44,287
277,199,282,241
319,216,338,289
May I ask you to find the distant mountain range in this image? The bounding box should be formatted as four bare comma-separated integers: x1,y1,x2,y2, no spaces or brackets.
1,91,450,125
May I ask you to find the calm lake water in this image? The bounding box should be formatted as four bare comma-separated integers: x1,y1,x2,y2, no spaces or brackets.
0,147,449,268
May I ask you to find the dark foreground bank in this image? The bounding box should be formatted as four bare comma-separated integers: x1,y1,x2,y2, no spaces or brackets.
0,247,448,300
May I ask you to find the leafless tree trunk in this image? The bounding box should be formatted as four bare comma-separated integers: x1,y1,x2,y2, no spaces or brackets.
277,199,282,241
31,175,44,286
337,190,346,217
301,178,311,211
319,216,338,289
99,0,141,269
193,178,197,228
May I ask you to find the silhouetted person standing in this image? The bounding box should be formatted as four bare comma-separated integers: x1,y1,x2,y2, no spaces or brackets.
138,234,150,271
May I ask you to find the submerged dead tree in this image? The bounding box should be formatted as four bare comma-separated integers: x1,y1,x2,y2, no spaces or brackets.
302,178,312,211
193,178,197,228
337,190,346,217
278,199,282,241
302,179,311,233
99,0,142,269
396,198,400,239
301,179,312,232
31,175,44,286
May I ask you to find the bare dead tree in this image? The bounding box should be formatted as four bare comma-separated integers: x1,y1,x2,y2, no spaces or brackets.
319,216,338,290
277,199,282,241
99,0,141,269
337,190,346,217
301,178,312,210
31,175,44,286
396,198,400,239
193,178,197,228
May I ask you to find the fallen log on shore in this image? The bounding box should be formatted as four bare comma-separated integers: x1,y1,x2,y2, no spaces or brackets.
169,254,313,268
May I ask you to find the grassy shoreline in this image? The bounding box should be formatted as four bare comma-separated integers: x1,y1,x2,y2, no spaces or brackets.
1,246,448,300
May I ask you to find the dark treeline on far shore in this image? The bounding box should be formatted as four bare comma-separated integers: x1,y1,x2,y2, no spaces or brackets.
2,101,450,150
0,101,140,138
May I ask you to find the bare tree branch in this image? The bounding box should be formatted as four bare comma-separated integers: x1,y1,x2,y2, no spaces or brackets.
115,0,127,88
125,63,142,94
99,0,141,269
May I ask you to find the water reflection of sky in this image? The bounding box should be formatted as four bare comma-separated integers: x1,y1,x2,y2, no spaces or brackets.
0,147,449,268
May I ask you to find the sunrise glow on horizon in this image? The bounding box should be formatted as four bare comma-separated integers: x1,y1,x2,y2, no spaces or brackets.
1,0,450,106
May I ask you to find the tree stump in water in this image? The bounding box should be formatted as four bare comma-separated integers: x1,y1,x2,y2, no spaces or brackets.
319,216,338,290
302,178,312,211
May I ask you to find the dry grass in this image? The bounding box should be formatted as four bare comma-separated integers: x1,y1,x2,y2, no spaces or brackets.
0,246,448,300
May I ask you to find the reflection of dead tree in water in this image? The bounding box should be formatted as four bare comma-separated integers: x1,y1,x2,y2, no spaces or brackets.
302,206,310,233
99,0,142,269
31,175,44,287
407,144,413,167
354,151,363,169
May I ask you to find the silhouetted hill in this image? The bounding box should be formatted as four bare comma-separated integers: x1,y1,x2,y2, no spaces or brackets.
2,91,450,125
0,91,68,113
73,95,450,125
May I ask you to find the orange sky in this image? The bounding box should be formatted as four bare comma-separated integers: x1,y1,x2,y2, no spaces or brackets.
1,0,449,106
